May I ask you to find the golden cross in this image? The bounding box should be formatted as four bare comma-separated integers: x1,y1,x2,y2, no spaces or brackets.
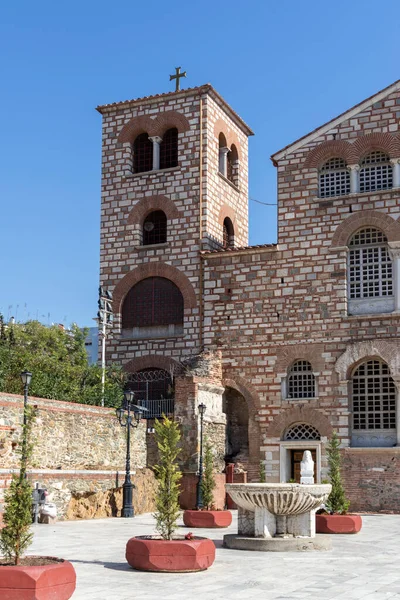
169,67,187,92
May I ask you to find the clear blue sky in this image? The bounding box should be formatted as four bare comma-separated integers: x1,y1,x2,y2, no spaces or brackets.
1,0,399,327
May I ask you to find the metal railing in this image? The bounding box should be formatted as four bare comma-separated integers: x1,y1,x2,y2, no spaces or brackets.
137,398,174,419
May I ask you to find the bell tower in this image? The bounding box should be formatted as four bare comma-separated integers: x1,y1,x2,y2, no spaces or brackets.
96,83,253,368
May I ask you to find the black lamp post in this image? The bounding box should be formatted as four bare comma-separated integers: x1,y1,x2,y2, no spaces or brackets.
20,370,32,473
196,403,206,510
116,391,147,518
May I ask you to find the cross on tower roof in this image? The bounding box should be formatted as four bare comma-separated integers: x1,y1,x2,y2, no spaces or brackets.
169,67,187,92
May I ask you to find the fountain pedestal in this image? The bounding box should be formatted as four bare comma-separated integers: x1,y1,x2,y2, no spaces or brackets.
224,483,332,552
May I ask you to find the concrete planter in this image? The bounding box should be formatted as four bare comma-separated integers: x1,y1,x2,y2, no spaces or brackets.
0,558,76,600
316,513,363,534
183,509,232,528
126,536,215,572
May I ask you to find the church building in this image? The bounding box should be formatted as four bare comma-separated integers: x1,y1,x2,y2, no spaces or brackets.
96,77,400,512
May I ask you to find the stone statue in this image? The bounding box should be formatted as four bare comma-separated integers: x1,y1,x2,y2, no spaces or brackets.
300,450,314,485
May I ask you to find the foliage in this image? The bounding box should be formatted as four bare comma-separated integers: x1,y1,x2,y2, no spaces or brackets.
201,441,216,510
153,416,182,540
0,319,124,407
0,405,36,565
325,431,350,514
259,460,266,483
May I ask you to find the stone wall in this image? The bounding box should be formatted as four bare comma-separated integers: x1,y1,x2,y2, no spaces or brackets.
0,392,155,520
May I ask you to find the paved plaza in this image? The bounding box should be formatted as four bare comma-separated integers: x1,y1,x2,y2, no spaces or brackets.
30,513,400,600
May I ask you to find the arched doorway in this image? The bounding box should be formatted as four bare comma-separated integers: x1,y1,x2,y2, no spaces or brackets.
223,387,249,471
280,422,322,483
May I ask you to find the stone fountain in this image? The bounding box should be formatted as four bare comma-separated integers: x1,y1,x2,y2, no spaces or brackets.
224,452,332,551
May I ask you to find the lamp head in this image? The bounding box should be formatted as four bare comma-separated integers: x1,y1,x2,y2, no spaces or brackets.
21,370,32,387
116,407,124,423
124,390,135,405
198,403,206,416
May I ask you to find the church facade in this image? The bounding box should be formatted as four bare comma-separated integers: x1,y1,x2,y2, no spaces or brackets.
97,80,400,512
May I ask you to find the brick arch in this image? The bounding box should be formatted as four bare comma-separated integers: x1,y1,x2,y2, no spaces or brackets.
218,204,237,227
222,375,261,412
353,132,400,160
154,111,190,137
113,263,197,314
331,210,400,248
127,195,179,226
214,118,242,161
118,115,157,144
275,344,325,373
335,340,400,383
265,406,333,440
123,354,179,374
303,140,358,169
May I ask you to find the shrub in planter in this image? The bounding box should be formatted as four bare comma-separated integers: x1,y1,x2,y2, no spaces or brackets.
0,403,76,599
183,441,232,529
316,431,362,535
126,417,215,572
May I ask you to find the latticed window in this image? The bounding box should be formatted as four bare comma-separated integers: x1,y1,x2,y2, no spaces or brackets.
133,133,153,173
319,157,350,198
348,228,393,300
143,211,167,245
223,217,234,248
284,423,321,441
122,277,184,329
160,128,178,170
352,360,396,431
287,361,315,399
359,151,393,193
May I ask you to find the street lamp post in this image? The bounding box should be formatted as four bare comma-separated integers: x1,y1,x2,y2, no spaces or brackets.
96,287,113,407
20,370,32,475
116,391,147,518
196,403,206,510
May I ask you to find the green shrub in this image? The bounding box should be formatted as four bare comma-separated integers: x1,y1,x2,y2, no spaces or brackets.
325,431,350,514
201,442,216,510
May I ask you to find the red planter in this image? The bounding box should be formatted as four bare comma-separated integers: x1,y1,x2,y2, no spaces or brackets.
0,558,76,600
316,514,363,534
183,509,232,528
126,536,215,572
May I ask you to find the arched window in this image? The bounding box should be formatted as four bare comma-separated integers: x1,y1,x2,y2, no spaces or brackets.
319,157,350,198
351,359,397,447
160,128,178,170
359,151,393,193
133,133,153,174
284,423,320,441
121,277,184,338
143,211,167,245
218,133,228,176
223,217,235,248
348,228,394,315
287,360,315,399
227,144,239,186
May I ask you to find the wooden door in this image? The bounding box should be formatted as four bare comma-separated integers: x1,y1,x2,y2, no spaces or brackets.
291,449,316,482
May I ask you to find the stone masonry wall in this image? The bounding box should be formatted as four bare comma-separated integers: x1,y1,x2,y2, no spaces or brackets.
0,393,154,520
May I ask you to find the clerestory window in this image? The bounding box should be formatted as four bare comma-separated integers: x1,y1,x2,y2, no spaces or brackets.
359,151,393,193
319,157,350,198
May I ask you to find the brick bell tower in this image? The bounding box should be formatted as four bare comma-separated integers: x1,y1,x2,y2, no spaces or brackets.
96,82,253,371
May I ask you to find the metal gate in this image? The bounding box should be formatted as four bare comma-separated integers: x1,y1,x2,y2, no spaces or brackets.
126,368,174,419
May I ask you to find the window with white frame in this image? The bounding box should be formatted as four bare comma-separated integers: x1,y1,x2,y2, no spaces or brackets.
347,228,394,315
359,151,393,193
351,359,397,447
319,157,350,198
284,423,321,441
287,360,316,399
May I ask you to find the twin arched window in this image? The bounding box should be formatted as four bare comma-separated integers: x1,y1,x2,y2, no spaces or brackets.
318,151,393,198
286,360,316,399
133,128,178,174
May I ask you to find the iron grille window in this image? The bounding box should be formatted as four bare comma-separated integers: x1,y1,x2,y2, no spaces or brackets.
284,423,321,441
223,217,234,248
160,128,178,170
352,360,396,431
319,157,350,198
287,361,315,399
133,133,153,173
122,277,184,329
348,228,393,299
359,151,393,193
143,211,167,245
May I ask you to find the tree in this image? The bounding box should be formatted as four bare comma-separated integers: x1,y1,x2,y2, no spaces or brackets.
325,431,350,514
0,319,124,407
0,405,36,565
201,441,216,510
153,416,182,540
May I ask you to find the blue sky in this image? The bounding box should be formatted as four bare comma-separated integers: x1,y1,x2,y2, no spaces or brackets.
1,0,399,326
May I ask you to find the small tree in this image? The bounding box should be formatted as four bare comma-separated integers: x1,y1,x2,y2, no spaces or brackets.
201,441,216,510
153,416,182,540
325,431,350,514
0,405,36,565
259,460,266,483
